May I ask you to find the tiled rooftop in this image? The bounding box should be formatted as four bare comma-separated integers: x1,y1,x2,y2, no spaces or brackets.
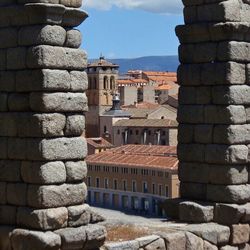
87,137,114,149
86,144,178,171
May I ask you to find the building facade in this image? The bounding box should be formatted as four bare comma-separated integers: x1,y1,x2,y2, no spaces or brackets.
112,119,178,147
86,56,119,137
86,145,179,216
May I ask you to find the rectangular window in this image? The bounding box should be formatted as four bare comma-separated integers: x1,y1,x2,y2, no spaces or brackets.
159,184,162,196
143,182,148,193
123,180,127,191
96,178,100,188
165,186,169,197
113,179,118,190
104,178,109,189
87,177,91,186
152,183,155,194
132,180,137,192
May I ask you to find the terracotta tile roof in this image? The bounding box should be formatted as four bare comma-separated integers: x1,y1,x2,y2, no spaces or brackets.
86,145,178,171
114,119,178,128
87,137,114,149
88,57,119,68
111,144,177,157
117,78,148,86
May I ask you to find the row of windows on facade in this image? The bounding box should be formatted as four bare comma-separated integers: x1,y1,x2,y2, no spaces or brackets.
87,177,169,197
88,76,116,90
89,165,169,178
116,129,167,136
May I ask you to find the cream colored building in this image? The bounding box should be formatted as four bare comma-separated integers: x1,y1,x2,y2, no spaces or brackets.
86,145,179,216
112,119,178,147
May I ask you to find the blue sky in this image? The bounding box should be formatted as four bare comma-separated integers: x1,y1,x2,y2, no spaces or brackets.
79,0,183,59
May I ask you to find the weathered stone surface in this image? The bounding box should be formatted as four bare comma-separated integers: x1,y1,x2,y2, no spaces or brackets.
180,182,206,200
159,232,186,250
84,225,107,250
27,137,87,161
212,86,250,105
203,240,218,250
144,238,166,250
230,224,250,245
25,3,65,26
204,105,246,124
207,184,250,204
19,25,66,46
0,137,8,159
178,124,194,143
213,125,250,144
7,183,27,206
89,208,105,224
55,226,86,250
0,182,6,205
0,93,8,112
67,204,91,227
7,47,26,70
8,93,30,111
104,240,139,250
8,138,26,160
179,201,214,223
184,223,230,246
218,41,250,63
65,161,87,182
0,226,13,250
17,207,68,230
18,113,66,137
21,161,66,184
0,205,16,225
30,92,88,112
0,28,18,49
65,29,81,48
137,235,160,248
64,114,85,136
205,145,248,165
0,160,21,182
177,105,204,123
215,204,245,225
178,143,205,162
194,124,213,143
27,183,87,208
11,229,61,250
179,162,248,185
0,71,15,92
27,45,87,70
185,232,203,250
220,246,238,250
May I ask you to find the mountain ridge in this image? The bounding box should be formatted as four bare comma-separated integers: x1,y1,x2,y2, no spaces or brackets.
89,55,179,74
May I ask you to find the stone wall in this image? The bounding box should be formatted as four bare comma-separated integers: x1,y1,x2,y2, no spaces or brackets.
162,0,250,249
0,1,106,249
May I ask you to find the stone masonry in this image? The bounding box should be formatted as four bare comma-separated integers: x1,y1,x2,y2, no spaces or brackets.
163,0,250,249
0,0,106,249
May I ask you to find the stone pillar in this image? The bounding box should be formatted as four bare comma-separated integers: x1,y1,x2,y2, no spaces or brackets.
163,0,250,248
0,1,106,249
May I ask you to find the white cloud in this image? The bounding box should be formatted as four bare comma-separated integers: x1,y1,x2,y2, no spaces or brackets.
84,0,182,14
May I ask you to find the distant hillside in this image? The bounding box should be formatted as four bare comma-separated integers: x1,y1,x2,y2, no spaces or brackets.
89,56,179,74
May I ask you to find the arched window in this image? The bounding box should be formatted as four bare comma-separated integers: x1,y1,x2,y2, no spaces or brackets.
103,76,108,90
110,76,115,90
